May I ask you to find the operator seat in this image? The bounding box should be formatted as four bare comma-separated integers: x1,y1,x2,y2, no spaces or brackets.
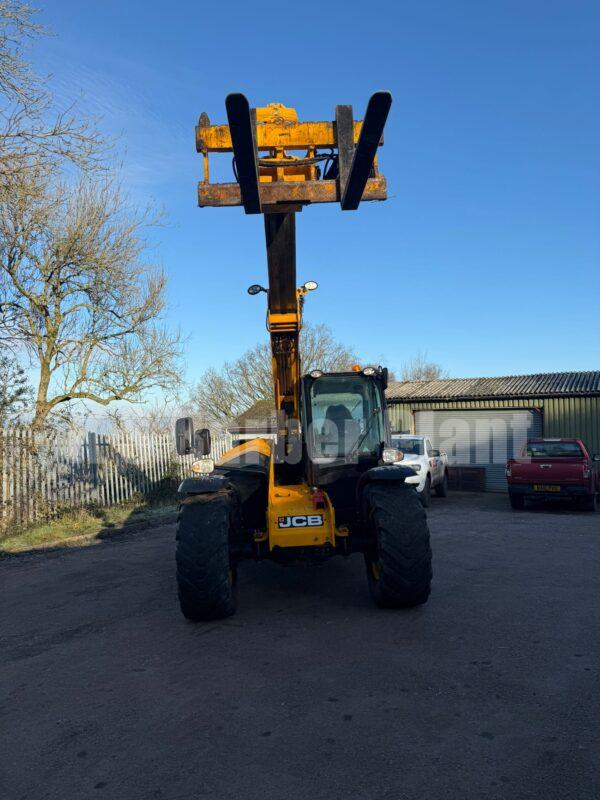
325,404,352,427
322,404,354,456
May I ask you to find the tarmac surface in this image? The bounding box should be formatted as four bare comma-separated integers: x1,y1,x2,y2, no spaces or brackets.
2,491,599,800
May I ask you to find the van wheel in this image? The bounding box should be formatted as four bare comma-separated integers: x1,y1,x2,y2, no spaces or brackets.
419,476,431,507
364,483,432,608
509,493,525,510
435,472,448,497
176,492,239,620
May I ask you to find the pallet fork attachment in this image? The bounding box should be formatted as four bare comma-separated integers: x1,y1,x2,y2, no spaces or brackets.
196,92,392,210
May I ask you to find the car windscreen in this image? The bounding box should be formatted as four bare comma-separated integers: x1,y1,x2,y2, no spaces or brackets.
526,441,583,458
392,437,423,455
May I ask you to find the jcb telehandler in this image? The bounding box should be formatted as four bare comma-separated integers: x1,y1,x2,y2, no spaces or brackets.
175,93,432,619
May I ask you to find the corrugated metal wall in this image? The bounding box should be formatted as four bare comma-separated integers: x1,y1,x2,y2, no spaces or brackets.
414,408,542,491
389,396,600,465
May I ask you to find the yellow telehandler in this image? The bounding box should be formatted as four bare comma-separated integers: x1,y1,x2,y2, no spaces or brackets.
175,93,432,619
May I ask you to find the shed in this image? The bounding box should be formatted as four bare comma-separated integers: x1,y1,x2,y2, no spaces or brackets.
386,371,600,492
227,399,277,446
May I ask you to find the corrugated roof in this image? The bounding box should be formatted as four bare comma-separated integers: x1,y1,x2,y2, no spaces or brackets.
386,371,600,402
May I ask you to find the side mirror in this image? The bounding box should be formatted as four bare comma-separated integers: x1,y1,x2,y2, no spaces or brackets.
175,417,194,455
431,449,440,457
195,428,211,456
380,367,389,391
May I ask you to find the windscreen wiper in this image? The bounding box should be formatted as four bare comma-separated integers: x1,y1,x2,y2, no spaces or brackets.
346,407,382,462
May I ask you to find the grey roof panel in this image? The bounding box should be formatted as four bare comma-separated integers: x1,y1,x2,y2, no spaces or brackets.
386,371,600,401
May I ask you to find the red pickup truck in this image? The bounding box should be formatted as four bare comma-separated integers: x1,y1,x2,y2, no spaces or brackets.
506,438,600,511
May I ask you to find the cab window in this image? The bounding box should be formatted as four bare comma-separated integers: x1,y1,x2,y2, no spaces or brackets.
308,375,383,460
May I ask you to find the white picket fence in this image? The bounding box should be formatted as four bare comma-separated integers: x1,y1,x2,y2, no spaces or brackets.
0,428,232,534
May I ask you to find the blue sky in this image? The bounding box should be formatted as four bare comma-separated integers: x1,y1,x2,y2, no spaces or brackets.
35,0,599,381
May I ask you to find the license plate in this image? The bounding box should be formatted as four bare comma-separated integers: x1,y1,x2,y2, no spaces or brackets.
533,484,560,492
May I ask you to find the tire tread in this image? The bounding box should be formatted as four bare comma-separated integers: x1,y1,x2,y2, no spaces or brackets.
365,483,432,608
175,492,238,620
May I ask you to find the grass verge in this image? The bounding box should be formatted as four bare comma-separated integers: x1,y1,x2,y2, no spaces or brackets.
0,502,177,556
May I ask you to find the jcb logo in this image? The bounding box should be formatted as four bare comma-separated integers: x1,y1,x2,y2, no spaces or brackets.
278,515,323,528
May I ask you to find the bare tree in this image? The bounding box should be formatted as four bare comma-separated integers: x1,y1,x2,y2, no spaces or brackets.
0,346,30,424
0,2,105,174
0,167,182,429
401,351,448,382
192,323,358,427
104,399,185,437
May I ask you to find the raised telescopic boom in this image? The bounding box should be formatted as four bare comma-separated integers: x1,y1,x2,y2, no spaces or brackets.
175,94,433,620
195,93,392,480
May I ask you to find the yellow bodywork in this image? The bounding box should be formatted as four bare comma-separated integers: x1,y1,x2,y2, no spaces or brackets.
217,435,272,466
268,481,335,548
196,107,365,152
218,436,344,551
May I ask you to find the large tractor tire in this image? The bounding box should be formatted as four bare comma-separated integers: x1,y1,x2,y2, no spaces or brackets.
364,482,432,609
176,492,239,621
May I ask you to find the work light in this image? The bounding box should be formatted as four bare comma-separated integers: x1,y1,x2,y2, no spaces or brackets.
247,284,267,295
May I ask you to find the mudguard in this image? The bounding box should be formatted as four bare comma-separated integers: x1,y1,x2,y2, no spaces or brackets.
359,465,418,484
178,475,230,495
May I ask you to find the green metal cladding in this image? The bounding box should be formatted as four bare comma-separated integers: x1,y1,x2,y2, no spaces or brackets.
387,396,600,456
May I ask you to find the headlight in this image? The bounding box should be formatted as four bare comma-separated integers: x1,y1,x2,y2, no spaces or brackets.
382,447,403,464
191,458,215,475
363,366,376,376
310,369,323,378
409,463,422,472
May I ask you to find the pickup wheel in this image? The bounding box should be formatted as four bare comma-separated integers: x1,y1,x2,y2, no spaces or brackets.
175,492,239,621
364,483,432,608
581,492,598,512
419,475,431,507
435,471,448,498
509,492,525,510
